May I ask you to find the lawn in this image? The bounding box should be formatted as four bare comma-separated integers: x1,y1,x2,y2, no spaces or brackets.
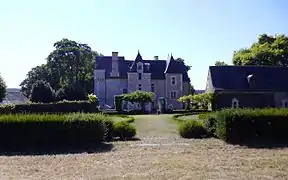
0,114,287,179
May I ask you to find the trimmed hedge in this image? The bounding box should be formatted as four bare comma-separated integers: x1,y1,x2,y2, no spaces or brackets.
0,100,99,114
215,108,288,144
0,113,109,149
113,121,136,140
178,120,207,138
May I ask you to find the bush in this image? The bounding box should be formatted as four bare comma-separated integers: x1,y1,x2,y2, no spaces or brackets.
55,88,66,101
178,120,207,139
0,113,109,149
113,121,136,140
215,108,288,144
0,73,6,102
30,80,55,103
125,116,135,123
87,93,98,104
0,100,99,114
203,115,217,137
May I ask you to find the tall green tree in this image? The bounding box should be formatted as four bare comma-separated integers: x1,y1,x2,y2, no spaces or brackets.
215,61,228,66
233,34,288,66
175,57,191,71
20,38,100,100
0,73,6,102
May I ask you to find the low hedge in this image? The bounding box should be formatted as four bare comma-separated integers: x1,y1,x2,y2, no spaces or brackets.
0,113,108,149
178,120,208,138
0,100,99,114
0,113,137,149
215,108,288,144
113,121,136,140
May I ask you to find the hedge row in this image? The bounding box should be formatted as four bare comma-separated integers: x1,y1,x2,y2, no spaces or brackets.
0,113,136,150
0,100,99,114
176,108,288,144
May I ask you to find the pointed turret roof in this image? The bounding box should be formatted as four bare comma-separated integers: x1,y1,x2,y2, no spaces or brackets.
130,51,143,72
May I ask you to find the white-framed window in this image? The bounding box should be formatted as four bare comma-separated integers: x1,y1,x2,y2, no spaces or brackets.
170,91,177,99
138,73,142,80
138,84,142,90
171,76,176,85
137,62,143,71
151,83,155,92
282,100,288,108
232,98,239,108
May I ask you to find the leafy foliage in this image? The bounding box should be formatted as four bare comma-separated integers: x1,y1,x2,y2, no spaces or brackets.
178,92,214,110
215,61,228,66
214,108,288,144
123,91,155,111
30,80,55,103
233,34,288,66
178,120,207,138
0,113,109,149
0,74,6,102
20,39,101,100
113,121,136,140
55,88,66,101
87,93,98,104
0,100,99,114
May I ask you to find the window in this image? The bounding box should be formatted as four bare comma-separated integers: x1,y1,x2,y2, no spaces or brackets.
171,76,176,85
137,62,143,71
282,100,288,108
138,84,142,90
151,83,155,92
232,98,239,108
123,89,127,94
170,91,177,99
138,73,142,80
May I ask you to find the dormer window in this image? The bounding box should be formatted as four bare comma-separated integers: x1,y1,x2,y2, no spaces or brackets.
232,98,239,108
137,62,143,71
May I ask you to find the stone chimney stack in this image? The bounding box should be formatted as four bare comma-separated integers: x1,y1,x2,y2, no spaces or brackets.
154,56,159,60
112,52,119,60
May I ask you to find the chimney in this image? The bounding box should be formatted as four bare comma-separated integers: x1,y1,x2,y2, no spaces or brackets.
154,56,159,60
112,52,118,60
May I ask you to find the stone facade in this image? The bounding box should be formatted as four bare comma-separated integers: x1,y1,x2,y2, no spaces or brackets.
94,51,190,111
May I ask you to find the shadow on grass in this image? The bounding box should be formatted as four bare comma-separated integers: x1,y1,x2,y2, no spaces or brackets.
106,137,141,142
0,143,114,156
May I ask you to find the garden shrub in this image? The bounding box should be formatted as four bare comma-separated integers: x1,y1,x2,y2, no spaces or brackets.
55,88,66,101
215,108,288,144
125,116,135,123
30,80,55,103
203,115,217,137
178,120,207,139
0,113,109,149
113,121,136,140
0,100,99,114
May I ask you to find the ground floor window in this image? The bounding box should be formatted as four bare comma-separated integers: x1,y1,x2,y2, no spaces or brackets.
232,98,239,108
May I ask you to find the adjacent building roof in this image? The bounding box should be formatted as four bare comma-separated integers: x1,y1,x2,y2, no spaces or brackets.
209,65,288,91
0,88,28,105
95,52,190,82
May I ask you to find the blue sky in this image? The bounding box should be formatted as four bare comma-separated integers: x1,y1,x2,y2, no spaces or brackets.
1,0,287,89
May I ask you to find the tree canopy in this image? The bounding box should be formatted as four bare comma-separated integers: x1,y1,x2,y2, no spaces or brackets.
233,34,288,66
20,38,101,100
215,61,228,66
0,73,6,102
122,90,155,111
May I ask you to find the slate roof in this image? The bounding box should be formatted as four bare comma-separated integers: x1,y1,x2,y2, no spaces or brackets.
0,88,28,105
209,65,288,91
95,52,190,82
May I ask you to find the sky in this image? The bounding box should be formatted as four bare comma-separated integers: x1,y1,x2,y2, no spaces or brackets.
1,0,288,90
